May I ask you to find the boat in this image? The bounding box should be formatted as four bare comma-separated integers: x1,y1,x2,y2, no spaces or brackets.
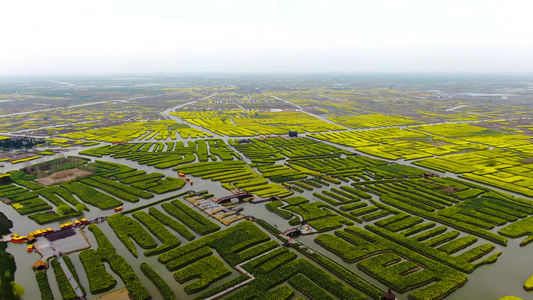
80,219,88,224
27,244,33,252
185,177,190,181
74,220,80,226
114,206,124,212
11,234,27,243
178,173,185,177
190,181,194,185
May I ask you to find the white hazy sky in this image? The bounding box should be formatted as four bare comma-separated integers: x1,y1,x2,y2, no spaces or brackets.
1,0,532,75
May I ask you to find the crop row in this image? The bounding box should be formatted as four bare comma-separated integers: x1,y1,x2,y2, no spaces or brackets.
265,201,293,219
51,259,78,300
162,200,220,235
174,255,232,294
133,211,181,256
35,272,54,300
225,258,367,300
61,182,122,209
87,224,151,300
108,214,157,257
140,263,178,300
314,226,468,299
148,207,196,240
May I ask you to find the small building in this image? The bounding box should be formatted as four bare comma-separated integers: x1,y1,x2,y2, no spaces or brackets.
382,287,397,300
288,131,298,138
32,260,47,271
26,234,36,244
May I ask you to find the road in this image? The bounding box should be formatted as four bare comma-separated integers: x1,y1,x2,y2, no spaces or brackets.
56,255,86,299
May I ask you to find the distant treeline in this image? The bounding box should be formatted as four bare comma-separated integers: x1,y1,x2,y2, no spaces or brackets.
0,137,45,149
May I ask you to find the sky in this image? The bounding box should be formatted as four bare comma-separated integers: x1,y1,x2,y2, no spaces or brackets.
1,0,532,76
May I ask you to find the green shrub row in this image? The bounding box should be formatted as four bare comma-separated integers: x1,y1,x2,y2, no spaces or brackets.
166,246,212,271
288,274,335,300
29,210,81,225
195,274,249,300
162,200,220,235
341,186,371,199
284,202,335,221
132,211,181,256
92,176,154,198
235,240,279,262
35,271,54,300
224,258,367,300
265,201,293,219
315,226,468,299
384,217,424,232
108,214,157,257
256,251,298,275
63,255,86,295
284,196,309,206
87,224,151,300
329,188,360,201
148,177,186,194
380,195,508,245
412,226,448,242
308,216,354,232
402,222,437,237
79,249,117,294
13,179,44,190
350,206,379,217
366,225,493,274
423,231,460,247
293,181,313,190
437,236,478,254
140,263,178,300
18,198,52,215
61,182,122,209
300,250,384,299
357,252,433,292
158,240,207,264
455,244,496,263
82,178,140,202
338,202,367,212
51,259,78,300
149,207,195,240
174,255,232,294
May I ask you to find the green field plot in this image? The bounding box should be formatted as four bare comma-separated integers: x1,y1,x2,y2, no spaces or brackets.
108,214,158,257
162,200,220,235
415,148,533,197
225,258,367,300
310,127,486,160
233,137,351,163
174,255,232,294
315,226,468,299
172,109,345,136
132,211,181,256
83,225,151,300
327,114,424,129
61,120,211,142
81,139,235,167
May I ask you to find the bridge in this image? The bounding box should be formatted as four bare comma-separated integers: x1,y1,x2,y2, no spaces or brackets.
215,192,253,204
283,228,301,238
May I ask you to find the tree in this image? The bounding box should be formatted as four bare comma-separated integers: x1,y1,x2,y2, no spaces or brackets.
56,205,72,215
75,203,86,213
10,282,24,299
